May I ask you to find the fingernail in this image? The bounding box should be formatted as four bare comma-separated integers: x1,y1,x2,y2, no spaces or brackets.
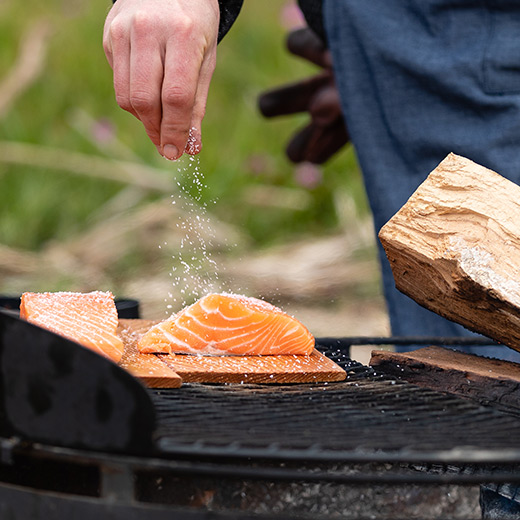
162,144,179,161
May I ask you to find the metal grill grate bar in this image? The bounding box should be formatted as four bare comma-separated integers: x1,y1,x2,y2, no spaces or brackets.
150,339,520,465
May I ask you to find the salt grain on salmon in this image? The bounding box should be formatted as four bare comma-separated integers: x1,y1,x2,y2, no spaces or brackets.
20,291,124,363
138,293,315,356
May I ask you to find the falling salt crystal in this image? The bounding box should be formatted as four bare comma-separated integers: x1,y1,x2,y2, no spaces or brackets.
160,154,239,310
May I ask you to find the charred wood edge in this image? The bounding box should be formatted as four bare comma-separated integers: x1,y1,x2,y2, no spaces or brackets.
369,350,520,418
0,439,519,485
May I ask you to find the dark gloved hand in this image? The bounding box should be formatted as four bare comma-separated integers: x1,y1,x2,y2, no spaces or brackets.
258,27,349,164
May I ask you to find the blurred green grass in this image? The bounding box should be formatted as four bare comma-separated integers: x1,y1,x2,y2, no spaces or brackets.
0,0,368,252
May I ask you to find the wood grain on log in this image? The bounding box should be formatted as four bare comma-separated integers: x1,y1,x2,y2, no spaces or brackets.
379,153,520,352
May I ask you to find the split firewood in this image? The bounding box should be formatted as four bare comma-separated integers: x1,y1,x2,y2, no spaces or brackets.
379,153,520,352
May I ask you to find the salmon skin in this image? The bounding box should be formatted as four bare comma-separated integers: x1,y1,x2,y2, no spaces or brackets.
20,291,124,363
138,293,315,356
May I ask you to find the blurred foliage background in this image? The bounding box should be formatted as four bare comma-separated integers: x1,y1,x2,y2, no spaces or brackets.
0,0,386,339
0,0,367,249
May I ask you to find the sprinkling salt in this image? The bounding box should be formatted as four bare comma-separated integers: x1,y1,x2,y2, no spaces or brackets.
160,154,237,314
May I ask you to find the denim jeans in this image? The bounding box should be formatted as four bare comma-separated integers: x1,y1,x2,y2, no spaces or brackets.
324,0,520,362
323,0,520,514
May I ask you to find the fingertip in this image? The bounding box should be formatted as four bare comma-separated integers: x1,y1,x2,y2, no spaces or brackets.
162,144,181,161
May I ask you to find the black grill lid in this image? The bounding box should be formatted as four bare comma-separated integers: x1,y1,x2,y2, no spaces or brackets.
0,311,155,454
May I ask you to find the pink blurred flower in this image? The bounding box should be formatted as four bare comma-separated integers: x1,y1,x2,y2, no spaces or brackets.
294,162,323,189
245,154,276,178
280,1,306,30
91,118,115,144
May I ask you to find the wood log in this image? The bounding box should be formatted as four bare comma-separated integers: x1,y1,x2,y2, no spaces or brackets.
370,346,520,412
379,153,520,352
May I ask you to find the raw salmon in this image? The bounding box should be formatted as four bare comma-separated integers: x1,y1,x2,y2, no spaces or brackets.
138,293,315,356
20,291,124,363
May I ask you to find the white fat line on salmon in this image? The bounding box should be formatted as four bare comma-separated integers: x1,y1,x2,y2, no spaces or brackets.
215,326,298,355
183,312,270,332
162,318,275,355
43,298,119,331
260,325,312,354
43,310,122,352
22,294,122,360
158,326,203,354
218,293,279,313
281,324,303,338
198,297,219,315
195,305,256,322
182,308,270,329
207,321,274,346
159,323,228,355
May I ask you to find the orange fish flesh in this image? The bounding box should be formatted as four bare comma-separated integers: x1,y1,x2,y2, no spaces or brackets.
138,292,315,356
20,291,124,363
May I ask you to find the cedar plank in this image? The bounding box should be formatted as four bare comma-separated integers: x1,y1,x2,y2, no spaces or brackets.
158,349,346,384
118,320,182,388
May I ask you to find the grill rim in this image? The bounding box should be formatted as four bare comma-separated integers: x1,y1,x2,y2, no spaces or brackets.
5,439,520,485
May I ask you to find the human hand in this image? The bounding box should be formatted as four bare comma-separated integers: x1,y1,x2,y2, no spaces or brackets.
103,0,220,160
258,27,349,164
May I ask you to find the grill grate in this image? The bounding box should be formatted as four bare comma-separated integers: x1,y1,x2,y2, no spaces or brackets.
151,341,520,464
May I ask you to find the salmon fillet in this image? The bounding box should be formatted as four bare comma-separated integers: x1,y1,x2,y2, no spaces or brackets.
20,291,124,363
138,293,315,356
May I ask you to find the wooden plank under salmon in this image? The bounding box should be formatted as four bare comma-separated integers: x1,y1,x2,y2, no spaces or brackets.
120,319,346,385
118,321,182,388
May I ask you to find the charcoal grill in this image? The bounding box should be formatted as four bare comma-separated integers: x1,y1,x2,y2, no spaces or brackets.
1,307,519,519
